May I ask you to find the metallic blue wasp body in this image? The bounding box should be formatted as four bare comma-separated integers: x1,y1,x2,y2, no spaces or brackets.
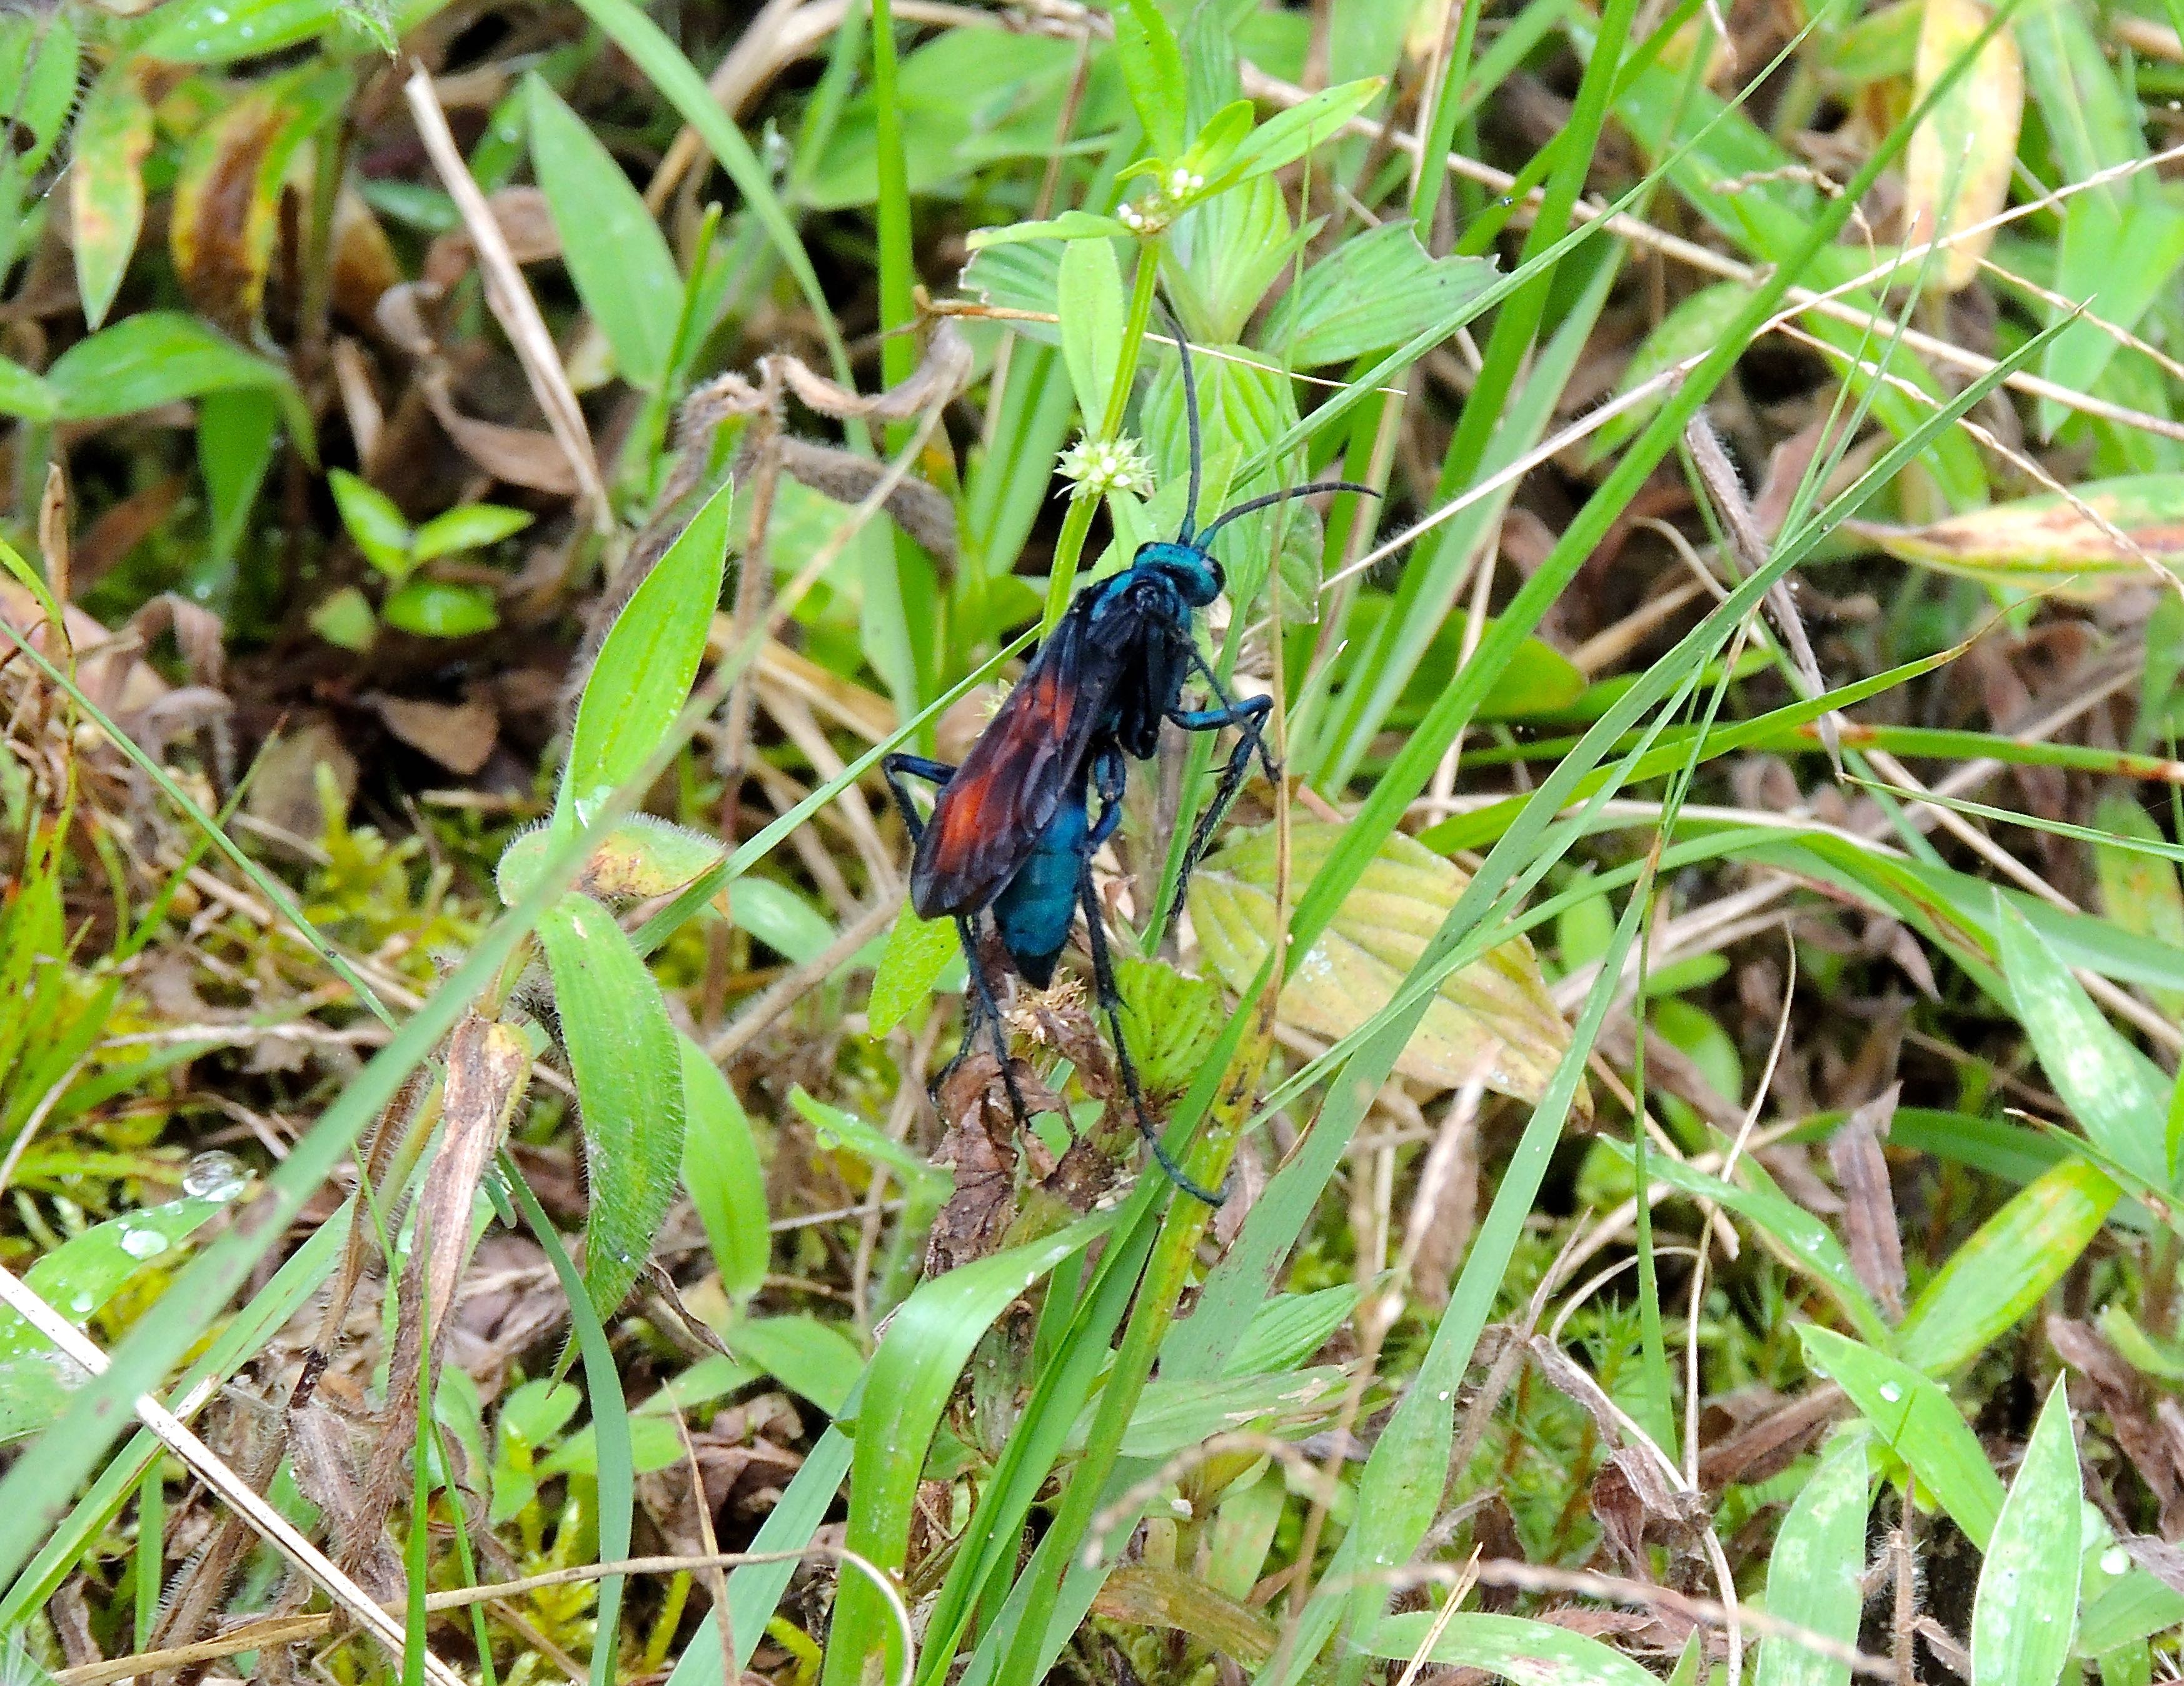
885,323,1373,1202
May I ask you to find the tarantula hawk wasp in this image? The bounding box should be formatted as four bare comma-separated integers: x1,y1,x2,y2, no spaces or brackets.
883,316,1374,1203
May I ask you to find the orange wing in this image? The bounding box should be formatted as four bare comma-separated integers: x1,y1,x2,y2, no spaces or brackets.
909,608,1127,918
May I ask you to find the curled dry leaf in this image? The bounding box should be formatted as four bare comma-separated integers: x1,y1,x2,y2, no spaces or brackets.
1848,473,2184,598
1905,0,2023,293
364,693,498,776
1189,822,1576,1106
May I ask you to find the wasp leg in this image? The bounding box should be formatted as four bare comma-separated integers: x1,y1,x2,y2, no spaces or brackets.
1166,655,1276,911
882,752,957,843
954,910,1039,1140
1077,855,1225,1207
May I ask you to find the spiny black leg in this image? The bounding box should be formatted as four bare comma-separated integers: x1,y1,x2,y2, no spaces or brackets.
882,752,955,842
1079,865,1225,1206
957,911,1037,1137
1182,642,1281,787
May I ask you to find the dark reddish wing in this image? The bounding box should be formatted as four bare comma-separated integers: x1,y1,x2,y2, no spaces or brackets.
910,598,1140,918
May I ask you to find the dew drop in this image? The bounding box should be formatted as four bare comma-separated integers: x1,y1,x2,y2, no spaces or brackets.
184,1150,248,1202
1877,1382,1901,1403
2103,1547,2130,1576
119,1227,169,1260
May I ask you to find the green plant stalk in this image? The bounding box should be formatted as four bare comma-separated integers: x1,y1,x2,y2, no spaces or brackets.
870,0,914,398
1409,0,1486,240
994,1021,1274,1683
1041,241,1165,630
1439,0,1644,499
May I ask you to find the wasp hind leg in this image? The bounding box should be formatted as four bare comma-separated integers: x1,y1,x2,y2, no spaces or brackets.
949,911,1043,1142
882,753,956,843
1077,858,1225,1207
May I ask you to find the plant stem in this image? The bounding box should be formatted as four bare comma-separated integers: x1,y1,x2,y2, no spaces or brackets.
1040,238,1165,630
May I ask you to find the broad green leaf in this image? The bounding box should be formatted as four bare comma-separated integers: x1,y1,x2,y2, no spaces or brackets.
1057,235,1126,426
0,1190,244,1443
1261,223,1497,366
1364,1612,1663,1685
679,1035,768,1303
0,13,77,181
328,469,413,577
1898,1159,2119,1373
1970,1380,2080,1686
43,313,306,444
1753,1432,1869,1686
2016,0,2138,184
1996,900,2171,1188
1192,822,1571,1103
0,358,57,423
728,879,833,966
1598,1142,1890,1345
722,1313,863,1416
141,0,345,61
1799,1327,2005,1548
965,210,1135,250
1905,0,2023,293
538,892,686,1318
1165,176,1307,347
308,587,376,651
1112,958,1225,1098
497,816,723,906
2037,197,2184,439
564,481,730,821
2092,795,2184,1019
1223,1285,1360,1378
411,502,533,561
526,76,683,390
1114,0,1187,157
1077,1368,1347,1458
1210,78,1386,194
198,387,279,567
790,1087,946,1193
537,1413,683,1482
1851,473,2184,599
867,906,959,1038
381,580,498,638
69,74,153,330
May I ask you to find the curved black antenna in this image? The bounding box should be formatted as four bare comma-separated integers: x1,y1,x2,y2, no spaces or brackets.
1160,301,1204,546
1195,480,1379,548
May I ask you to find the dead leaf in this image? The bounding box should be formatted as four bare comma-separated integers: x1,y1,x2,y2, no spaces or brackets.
1905,0,2023,293
366,693,500,776
243,717,357,843
1192,823,1574,1106
1828,1083,1906,1318
1850,474,2184,598
421,369,580,495
330,188,403,328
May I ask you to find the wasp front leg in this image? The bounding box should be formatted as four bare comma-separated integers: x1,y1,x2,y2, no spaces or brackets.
1167,646,1277,910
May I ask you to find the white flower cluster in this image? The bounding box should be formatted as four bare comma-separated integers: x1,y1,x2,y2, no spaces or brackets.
1114,166,1206,234
1058,434,1156,500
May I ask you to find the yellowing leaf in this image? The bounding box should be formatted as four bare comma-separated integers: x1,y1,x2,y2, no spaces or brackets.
1189,822,1573,1105
1849,473,2184,598
1905,0,2022,293
69,73,153,330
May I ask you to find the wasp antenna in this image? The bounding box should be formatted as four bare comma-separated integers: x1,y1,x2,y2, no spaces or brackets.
1160,300,1204,546
1197,479,1379,547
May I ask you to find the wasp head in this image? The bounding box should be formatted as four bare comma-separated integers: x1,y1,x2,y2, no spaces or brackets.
1135,539,1222,606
